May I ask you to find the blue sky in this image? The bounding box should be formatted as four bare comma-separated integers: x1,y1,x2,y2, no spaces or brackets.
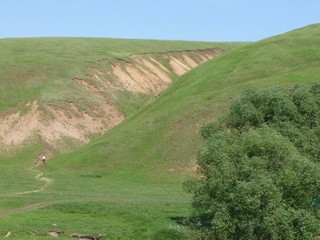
0,0,319,41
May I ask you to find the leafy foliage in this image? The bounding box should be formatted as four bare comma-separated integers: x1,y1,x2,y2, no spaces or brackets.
186,85,320,239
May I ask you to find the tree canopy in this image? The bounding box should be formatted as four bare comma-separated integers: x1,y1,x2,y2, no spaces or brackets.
186,85,320,239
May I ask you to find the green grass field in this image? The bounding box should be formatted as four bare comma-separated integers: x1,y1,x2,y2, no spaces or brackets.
0,24,320,239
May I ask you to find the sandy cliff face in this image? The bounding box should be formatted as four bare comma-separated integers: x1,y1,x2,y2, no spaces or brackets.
0,48,223,150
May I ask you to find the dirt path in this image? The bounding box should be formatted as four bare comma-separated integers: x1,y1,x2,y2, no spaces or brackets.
0,201,54,218
0,198,111,218
15,167,53,195
0,167,54,218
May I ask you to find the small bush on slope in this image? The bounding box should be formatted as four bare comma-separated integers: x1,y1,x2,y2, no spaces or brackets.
185,85,320,239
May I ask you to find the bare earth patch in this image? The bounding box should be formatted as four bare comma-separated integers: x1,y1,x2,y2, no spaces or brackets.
0,100,124,149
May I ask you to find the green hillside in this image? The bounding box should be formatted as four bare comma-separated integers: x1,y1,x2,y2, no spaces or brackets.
1,24,320,239
0,38,245,153
0,38,243,113
48,24,320,174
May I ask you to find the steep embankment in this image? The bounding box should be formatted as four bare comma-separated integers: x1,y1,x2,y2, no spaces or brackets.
0,48,223,150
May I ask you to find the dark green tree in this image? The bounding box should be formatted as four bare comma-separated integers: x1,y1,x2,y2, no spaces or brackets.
186,85,320,239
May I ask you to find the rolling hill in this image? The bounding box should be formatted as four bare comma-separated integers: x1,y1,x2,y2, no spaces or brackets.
0,38,244,153
0,24,319,239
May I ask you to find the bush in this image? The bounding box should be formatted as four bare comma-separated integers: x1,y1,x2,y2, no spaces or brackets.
185,85,320,239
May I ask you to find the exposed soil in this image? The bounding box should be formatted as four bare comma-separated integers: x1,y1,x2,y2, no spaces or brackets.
0,48,223,150
48,231,63,238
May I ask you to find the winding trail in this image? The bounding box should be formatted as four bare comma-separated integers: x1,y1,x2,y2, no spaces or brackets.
15,167,53,195
0,166,54,218
0,201,54,218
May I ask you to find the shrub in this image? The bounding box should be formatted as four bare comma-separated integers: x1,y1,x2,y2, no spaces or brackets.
185,85,320,239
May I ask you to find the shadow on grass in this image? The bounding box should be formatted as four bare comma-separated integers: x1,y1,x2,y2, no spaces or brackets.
170,216,189,226
152,216,193,239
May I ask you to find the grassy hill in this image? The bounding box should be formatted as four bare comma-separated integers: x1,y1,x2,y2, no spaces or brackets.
1,24,320,239
0,38,245,153
0,38,243,113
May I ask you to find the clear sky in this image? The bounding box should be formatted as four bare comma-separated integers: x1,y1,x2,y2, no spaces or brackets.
0,0,319,42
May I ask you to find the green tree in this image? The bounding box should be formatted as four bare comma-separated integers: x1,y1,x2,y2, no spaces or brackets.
186,85,320,239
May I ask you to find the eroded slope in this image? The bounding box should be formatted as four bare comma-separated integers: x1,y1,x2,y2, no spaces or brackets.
0,48,223,150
